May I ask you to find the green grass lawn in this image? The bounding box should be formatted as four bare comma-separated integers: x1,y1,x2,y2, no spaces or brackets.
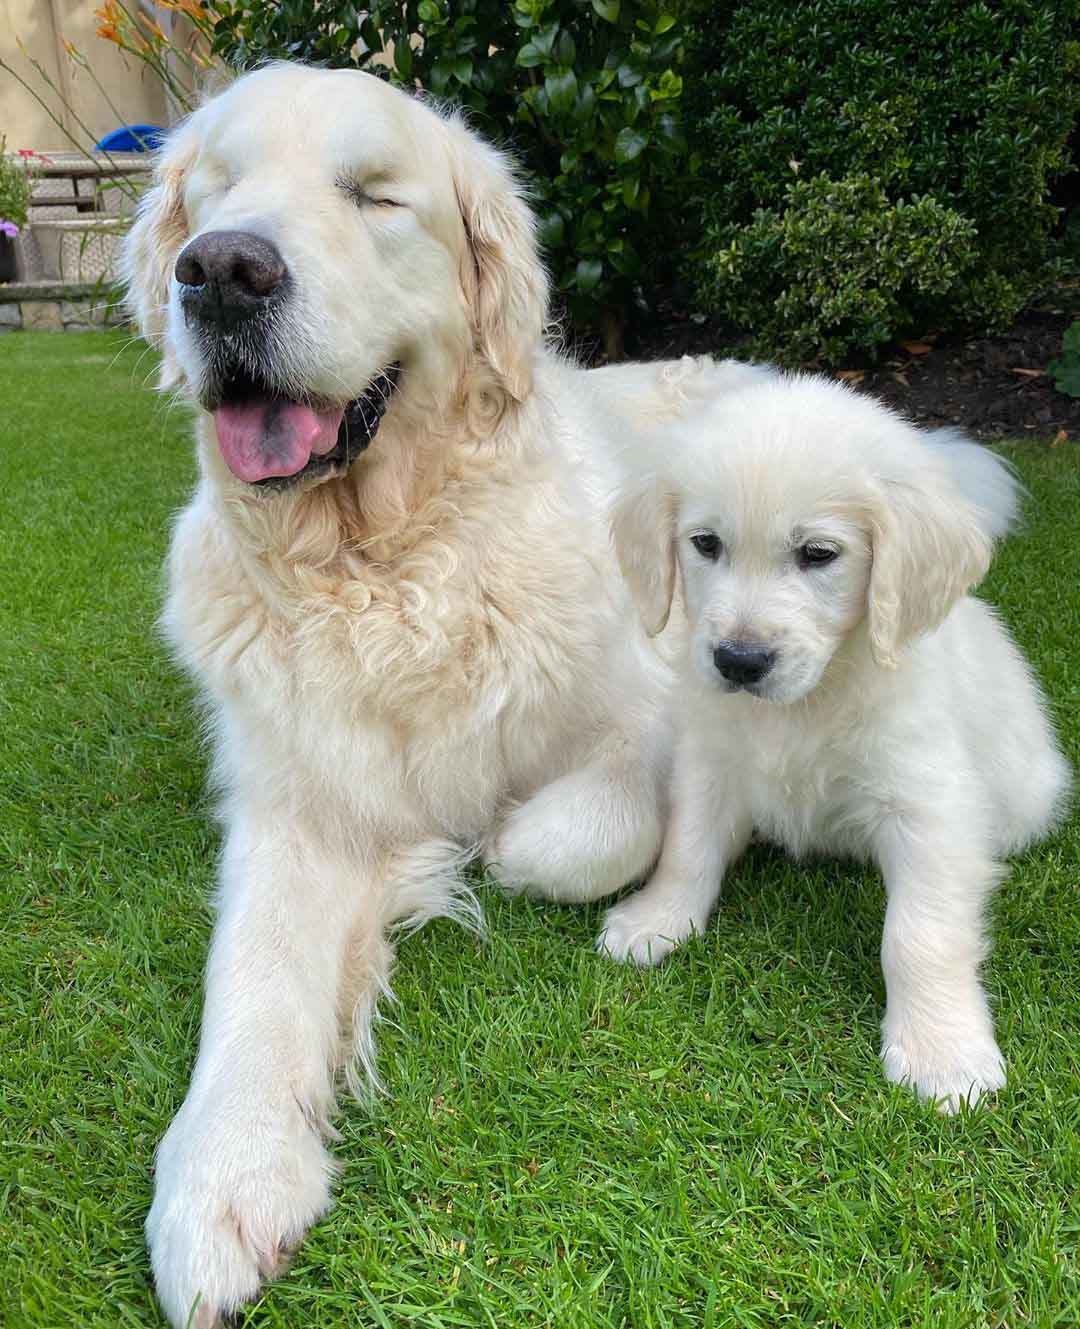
2,330,1078,1329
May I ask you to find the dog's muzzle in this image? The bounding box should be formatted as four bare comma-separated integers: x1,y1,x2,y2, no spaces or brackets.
173,232,402,486
176,230,288,332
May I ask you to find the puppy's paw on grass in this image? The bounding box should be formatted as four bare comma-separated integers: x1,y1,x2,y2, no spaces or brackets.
597,893,699,966
881,1026,1006,1114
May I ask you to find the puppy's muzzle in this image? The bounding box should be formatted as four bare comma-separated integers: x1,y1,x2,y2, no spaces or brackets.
712,640,776,688
175,230,288,331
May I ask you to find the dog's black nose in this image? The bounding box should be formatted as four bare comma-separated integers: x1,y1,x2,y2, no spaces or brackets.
713,641,776,687
175,230,287,329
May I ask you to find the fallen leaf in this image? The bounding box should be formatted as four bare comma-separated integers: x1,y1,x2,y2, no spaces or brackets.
835,369,864,383
1010,367,1044,377
1051,430,1067,447
900,340,933,355
891,371,909,386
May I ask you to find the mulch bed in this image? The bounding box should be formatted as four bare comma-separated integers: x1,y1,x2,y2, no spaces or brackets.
603,288,1080,443
857,308,1080,441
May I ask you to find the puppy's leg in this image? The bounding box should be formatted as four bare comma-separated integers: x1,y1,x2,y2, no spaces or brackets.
598,735,750,965
875,815,1006,1113
147,804,385,1329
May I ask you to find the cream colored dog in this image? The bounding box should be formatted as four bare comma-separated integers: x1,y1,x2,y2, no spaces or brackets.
602,373,1070,1112
119,60,776,1327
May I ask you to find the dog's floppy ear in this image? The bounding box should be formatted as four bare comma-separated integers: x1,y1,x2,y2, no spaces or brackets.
612,476,678,638
866,459,993,668
121,119,198,387
445,117,548,402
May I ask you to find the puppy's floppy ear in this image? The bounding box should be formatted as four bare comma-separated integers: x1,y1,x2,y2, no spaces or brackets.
445,115,548,402
612,476,678,638
121,119,198,388
866,459,993,668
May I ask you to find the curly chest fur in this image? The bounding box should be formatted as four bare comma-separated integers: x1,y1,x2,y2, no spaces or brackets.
165,471,612,752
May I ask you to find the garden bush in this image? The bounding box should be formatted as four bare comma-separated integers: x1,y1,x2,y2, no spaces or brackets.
208,0,688,350
1049,320,1080,398
687,0,1080,364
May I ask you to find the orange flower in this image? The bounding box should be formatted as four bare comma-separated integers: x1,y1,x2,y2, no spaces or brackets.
137,12,168,43
94,0,124,43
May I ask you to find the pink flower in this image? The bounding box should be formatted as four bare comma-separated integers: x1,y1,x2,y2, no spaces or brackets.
0,220,19,238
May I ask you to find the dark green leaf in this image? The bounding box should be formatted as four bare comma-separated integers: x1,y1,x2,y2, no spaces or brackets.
516,43,544,68
614,127,647,164
576,257,603,292
545,68,578,115
537,211,566,249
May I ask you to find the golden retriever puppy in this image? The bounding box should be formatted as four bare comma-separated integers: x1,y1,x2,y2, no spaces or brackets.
603,374,1070,1112
120,60,770,1328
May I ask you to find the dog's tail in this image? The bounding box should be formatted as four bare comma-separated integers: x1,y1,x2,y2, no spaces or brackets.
926,428,1023,540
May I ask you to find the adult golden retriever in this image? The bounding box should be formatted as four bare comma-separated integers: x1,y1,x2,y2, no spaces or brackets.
123,61,752,1326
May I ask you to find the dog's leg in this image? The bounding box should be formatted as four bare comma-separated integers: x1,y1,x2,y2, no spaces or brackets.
486,727,668,903
597,738,750,965
875,815,1006,1113
486,631,676,903
147,805,386,1329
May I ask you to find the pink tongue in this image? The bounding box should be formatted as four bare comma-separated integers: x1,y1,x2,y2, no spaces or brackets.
213,400,344,483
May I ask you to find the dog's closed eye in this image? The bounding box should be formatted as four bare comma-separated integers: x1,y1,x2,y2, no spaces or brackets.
336,176,403,209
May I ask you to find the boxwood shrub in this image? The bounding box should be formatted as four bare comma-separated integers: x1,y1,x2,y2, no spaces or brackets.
687,0,1080,364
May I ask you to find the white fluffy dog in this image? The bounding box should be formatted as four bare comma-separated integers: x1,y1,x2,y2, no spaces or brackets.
119,59,769,1328
601,373,1070,1112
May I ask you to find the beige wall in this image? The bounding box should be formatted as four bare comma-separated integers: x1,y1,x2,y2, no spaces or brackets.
1,0,175,151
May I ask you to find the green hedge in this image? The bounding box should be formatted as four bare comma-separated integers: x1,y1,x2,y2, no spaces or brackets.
209,0,687,348
688,0,1080,363
207,0,1080,363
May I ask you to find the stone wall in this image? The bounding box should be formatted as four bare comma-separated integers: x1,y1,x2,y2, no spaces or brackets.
0,283,127,332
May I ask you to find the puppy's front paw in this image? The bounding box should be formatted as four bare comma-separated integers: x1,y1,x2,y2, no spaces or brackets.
881,1022,1006,1114
147,1094,334,1328
596,890,699,967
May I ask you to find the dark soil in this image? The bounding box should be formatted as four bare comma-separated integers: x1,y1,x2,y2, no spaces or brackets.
605,287,1080,442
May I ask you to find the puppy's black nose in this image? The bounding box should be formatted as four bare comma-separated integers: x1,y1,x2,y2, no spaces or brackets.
174,230,287,329
713,641,776,687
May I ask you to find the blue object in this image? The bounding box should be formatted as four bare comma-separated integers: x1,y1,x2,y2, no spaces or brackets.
95,124,166,153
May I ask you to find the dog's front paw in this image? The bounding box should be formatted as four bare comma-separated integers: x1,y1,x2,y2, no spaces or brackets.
596,890,699,967
147,1094,334,1328
881,1021,1006,1114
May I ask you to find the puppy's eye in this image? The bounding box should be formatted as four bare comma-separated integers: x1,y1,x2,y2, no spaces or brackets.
798,543,840,569
690,531,722,560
